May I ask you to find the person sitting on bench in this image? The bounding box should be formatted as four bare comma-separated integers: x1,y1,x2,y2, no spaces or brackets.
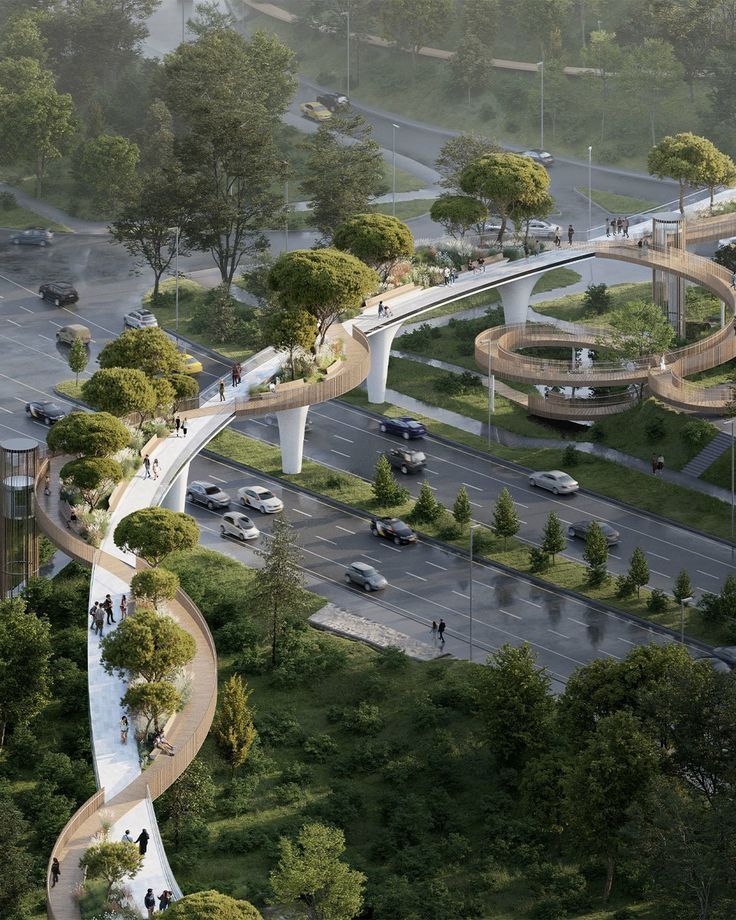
152,730,175,756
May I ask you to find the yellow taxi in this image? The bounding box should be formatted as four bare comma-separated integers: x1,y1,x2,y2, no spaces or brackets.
300,101,332,122
182,353,203,375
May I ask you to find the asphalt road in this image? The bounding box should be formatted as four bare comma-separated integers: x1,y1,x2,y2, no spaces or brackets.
184,451,704,686
230,399,736,601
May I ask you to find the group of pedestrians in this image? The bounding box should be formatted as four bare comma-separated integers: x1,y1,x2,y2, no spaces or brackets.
231,362,243,387
89,593,126,638
523,239,542,258
145,887,174,916
142,455,160,480
651,453,665,475
605,216,630,238
431,619,447,643
442,266,459,284
173,416,188,438
377,300,394,318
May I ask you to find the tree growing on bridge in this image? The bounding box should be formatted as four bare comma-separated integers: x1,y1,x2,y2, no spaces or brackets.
648,133,724,214
266,308,318,381
82,367,157,425
333,213,414,281
122,680,181,736
114,507,199,567
79,841,143,898
130,567,180,610
165,890,262,920
101,607,196,684
47,411,129,457
59,457,123,510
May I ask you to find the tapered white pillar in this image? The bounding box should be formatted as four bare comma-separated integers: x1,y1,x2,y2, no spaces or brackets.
161,461,190,512
497,273,539,324
276,406,309,474
366,324,401,403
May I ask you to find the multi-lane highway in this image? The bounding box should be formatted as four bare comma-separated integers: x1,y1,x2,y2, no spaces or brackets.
230,400,735,599
183,450,707,688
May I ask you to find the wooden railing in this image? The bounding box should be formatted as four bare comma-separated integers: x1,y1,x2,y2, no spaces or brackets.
527,390,638,420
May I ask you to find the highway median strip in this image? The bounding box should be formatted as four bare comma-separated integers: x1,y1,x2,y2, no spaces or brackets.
207,428,727,647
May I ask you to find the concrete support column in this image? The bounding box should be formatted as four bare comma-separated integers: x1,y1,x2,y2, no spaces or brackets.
721,301,726,329
161,461,190,513
497,274,539,324
276,406,309,474
366,324,402,404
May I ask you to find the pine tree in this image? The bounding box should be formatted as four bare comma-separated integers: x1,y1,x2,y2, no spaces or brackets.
627,547,650,597
540,511,566,564
213,674,257,777
68,336,88,385
453,486,472,527
410,480,441,524
371,455,408,507
672,569,693,604
492,488,519,549
583,522,609,587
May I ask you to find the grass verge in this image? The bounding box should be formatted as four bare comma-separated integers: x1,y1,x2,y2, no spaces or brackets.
0,203,69,232
686,357,736,388
575,188,657,215
56,379,85,401
208,428,728,645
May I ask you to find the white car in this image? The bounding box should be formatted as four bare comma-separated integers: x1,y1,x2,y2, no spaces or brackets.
717,236,736,249
525,219,561,239
237,485,284,514
123,308,158,329
528,470,579,495
220,511,259,541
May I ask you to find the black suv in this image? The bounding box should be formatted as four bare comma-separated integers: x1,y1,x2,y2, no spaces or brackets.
386,448,426,475
317,92,349,112
39,282,79,306
370,516,417,545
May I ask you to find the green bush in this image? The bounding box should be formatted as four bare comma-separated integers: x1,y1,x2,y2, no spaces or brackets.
589,422,605,442
302,733,338,762
561,444,579,467
255,710,304,746
646,588,669,613
339,701,385,735
0,190,17,210
615,574,636,598
681,418,715,449
581,283,612,316
644,415,666,441
528,547,550,573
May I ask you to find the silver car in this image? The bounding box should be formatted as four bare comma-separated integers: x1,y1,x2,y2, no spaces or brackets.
187,480,231,510
528,470,579,495
123,308,158,329
220,511,259,541
344,562,387,592
567,520,619,545
10,227,54,246
238,485,284,514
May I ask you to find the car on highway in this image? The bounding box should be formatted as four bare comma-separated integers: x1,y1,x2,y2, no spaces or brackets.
344,561,387,592
300,101,331,122
123,308,158,329
10,227,54,246
39,281,79,306
370,516,417,545
220,511,259,541
317,92,349,112
522,149,555,166
528,469,579,494
567,520,620,545
56,324,91,346
379,416,427,440
182,353,203,375
186,480,231,510
238,485,284,514
25,400,65,426
385,447,426,474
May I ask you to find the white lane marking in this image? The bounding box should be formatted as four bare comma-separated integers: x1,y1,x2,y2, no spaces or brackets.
425,561,447,570
514,501,529,508
210,476,226,483
62,307,118,336
650,569,670,578
452,590,470,599
19,305,34,313
378,543,402,552
0,273,40,297
12,396,25,403
609,553,621,560
462,482,483,491
360,553,381,562
697,570,719,579
292,508,312,517
48,320,63,328
200,525,218,534
331,449,350,458
315,534,337,545
0,406,11,414
0,332,64,363
425,468,439,475
406,572,427,581
696,586,711,594
6,319,20,327
647,550,670,561
548,629,570,639
618,637,636,645
335,525,355,534
473,580,495,589
520,598,542,608
333,434,353,443
0,421,42,442
568,617,588,627
558,518,573,524
428,483,438,491
249,419,268,426
499,608,521,619
519,519,527,525
602,650,622,660
469,500,483,508
38,333,53,341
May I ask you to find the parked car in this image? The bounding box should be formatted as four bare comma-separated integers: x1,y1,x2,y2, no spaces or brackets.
528,470,579,494
567,520,620,545
522,149,555,166
524,219,562,240
238,485,284,514
56,324,91,346
370,516,417,545
186,480,231,510
385,447,426,474
300,101,331,122
10,228,54,246
345,561,387,592
39,281,79,306
182,353,203,375
379,416,427,440
123,308,158,329
220,511,259,541
317,92,349,112
25,400,65,425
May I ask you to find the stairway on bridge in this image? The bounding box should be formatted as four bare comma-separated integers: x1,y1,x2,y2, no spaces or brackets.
682,430,733,478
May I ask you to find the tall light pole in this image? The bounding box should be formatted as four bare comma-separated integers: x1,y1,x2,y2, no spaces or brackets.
284,179,289,253
680,595,694,644
731,416,734,558
345,6,350,98
537,61,544,149
392,123,400,217
469,524,481,662
588,145,593,240
486,334,495,444
167,226,181,347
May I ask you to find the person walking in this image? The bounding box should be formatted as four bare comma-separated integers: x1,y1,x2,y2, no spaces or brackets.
181,418,188,438
219,380,225,402
533,239,540,256
377,300,384,317
158,891,172,912
438,619,446,643
174,417,181,438
143,455,151,479
89,601,99,631
152,459,160,481
523,240,529,258
94,604,105,637
553,232,561,248
144,888,156,919
120,594,127,620
120,714,129,745
104,594,115,624
44,472,51,495
617,216,623,235
431,620,437,639
236,362,242,386
478,256,486,272
657,454,664,474
567,224,574,245
136,828,150,855
50,857,61,888
605,218,610,237
231,364,238,388
122,829,134,844
443,266,451,285
623,217,630,238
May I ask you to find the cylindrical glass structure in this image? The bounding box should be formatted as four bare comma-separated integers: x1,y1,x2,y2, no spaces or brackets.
0,437,40,597
651,212,687,339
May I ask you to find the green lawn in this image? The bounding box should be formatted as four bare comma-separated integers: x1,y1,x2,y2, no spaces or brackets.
686,357,736,388
532,281,652,324
699,444,734,491
396,309,502,371
575,187,657,215
0,202,69,232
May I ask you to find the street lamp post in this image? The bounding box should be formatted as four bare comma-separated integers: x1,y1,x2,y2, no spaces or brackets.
680,595,694,644
537,61,544,150
345,6,351,98
486,334,495,444
588,145,593,240
469,524,481,662
284,179,289,253
167,226,181,347
731,417,734,558
392,123,400,217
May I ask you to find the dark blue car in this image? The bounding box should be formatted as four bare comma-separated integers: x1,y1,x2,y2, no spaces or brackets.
379,416,427,440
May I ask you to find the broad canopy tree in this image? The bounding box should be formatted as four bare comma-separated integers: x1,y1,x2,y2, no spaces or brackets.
333,212,414,281
430,194,488,239
46,411,129,457
98,327,186,377
648,132,736,213
435,133,499,193
59,457,123,510
165,890,262,920
114,507,199,567
82,367,157,425
101,606,196,684
266,309,318,381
